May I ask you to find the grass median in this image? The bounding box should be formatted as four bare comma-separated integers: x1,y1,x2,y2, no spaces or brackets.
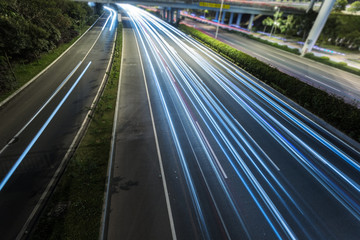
30,23,123,240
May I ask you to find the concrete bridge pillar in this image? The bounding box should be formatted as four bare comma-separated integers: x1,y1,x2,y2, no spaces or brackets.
236,13,242,26
170,8,174,23
229,12,234,25
163,8,166,20
248,14,254,30
176,9,180,23
167,8,171,22
215,11,219,20
221,11,226,24
301,0,336,55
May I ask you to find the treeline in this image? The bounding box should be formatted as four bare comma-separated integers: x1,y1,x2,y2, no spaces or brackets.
320,13,360,50
0,0,98,93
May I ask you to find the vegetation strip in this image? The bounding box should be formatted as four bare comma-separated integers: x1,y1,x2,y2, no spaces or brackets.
30,23,122,239
231,30,360,77
179,24,360,143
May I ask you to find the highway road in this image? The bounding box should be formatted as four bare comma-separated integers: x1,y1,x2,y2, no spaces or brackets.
0,11,116,239
117,5,360,239
183,18,360,107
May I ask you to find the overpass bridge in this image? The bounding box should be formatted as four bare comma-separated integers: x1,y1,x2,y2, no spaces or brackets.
80,0,320,15
81,0,334,56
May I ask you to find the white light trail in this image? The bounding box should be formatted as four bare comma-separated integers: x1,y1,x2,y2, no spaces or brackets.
0,62,92,191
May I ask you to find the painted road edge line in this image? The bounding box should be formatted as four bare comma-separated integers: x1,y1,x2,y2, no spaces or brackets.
135,26,178,240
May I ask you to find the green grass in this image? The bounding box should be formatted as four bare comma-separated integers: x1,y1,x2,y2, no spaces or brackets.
0,26,90,103
30,23,122,240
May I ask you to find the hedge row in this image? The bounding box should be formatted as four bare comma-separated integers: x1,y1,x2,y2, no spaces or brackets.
305,53,360,77
179,24,360,142
245,33,301,55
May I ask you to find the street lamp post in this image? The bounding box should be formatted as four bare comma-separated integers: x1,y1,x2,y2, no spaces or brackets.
270,6,280,37
215,0,224,39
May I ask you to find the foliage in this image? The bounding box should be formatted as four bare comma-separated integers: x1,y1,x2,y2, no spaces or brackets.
283,15,295,36
333,0,348,12
320,13,360,50
262,17,273,32
0,0,96,94
179,24,360,142
305,52,360,76
348,1,360,12
294,11,318,40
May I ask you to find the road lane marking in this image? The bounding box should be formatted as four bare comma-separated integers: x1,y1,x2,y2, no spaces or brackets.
196,121,228,179
134,26,178,240
0,61,82,156
0,62,92,191
305,75,340,92
100,25,124,240
1,14,111,157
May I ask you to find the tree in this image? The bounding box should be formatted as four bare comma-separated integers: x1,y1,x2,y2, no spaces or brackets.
0,0,95,92
271,11,284,36
333,0,348,12
348,1,360,12
283,15,295,36
262,17,273,32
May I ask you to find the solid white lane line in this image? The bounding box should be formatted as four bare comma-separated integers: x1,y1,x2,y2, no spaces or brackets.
134,27,178,240
196,121,228,179
305,75,340,92
100,26,122,240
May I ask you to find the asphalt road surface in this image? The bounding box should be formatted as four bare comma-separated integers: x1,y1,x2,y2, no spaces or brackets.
103,16,172,240
0,12,116,239
116,5,360,239
183,18,360,107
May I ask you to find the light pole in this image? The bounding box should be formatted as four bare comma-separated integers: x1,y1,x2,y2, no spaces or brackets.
270,6,280,37
215,0,224,39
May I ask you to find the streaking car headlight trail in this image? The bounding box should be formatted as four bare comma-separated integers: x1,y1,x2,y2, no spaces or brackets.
119,4,360,239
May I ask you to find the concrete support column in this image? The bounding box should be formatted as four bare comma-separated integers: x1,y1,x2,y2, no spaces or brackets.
170,8,174,23
163,8,166,19
176,9,180,23
229,12,234,25
307,0,316,12
221,11,226,24
215,11,219,20
236,13,242,26
301,0,336,56
167,8,171,22
248,14,254,30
